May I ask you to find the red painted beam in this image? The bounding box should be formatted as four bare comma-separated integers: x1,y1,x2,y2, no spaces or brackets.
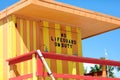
6,51,36,65
42,52,120,66
7,51,120,66
53,73,120,80
38,72,120,80
6,51,120,80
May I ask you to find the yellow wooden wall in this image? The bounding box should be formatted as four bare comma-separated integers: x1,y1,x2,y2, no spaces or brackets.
0,15,84,80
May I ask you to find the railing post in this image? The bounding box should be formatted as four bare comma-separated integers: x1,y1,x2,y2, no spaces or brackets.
101,58,107,77
32,54,37,80
36,53,44,79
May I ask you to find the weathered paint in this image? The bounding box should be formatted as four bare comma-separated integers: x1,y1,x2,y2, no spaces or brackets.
0,15,83,80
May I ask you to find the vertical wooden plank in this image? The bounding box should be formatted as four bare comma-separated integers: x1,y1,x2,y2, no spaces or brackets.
39,21,44,51
16,17,21,77
30,20,34,80
29,20,34,80
26,20,32,80
3,18,8,80
33,21,37,50
11,15,17,58
30,20,33,51
26,20,30,52
71,27,77,75
32,54,37,80
20,18,24,75
11,15,21,77
66,26,73,80
37,21,44,80
22,19,28,75
23,19,27,53
77,28,84,75
7,16,12,78
61,25,68,77
43,21,50,52
49,23,57,73
43,21,51,79
55,24,63,80
16,17,21,56
0,20,4,80
33,21,38,79
7,16,12,59
36,21,41,50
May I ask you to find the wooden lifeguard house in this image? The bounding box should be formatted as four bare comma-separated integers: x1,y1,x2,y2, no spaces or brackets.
0,0,120,80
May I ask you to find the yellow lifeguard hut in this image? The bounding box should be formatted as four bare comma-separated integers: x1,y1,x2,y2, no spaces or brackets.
0,0,120,80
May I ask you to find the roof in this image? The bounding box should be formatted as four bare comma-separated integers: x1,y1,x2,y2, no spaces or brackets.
0,0,120,39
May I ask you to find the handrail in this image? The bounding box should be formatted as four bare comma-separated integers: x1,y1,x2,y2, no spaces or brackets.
7,51,36,65
7,50,120,80
42,52,120,66
7,51,120,66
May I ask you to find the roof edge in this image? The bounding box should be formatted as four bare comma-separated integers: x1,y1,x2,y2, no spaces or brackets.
40,0,120,21
31,0,120,25
0,0,31,19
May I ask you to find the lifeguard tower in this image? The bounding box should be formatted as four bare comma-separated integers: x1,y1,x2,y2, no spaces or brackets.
0,0,120,80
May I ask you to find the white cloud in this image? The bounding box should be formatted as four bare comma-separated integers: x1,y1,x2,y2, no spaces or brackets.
113,69,120,78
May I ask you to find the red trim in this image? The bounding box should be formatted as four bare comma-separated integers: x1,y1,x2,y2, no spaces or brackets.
6,51,36,65
36,54,44,76
52,73,120,80
37,72,120,80
6,51,120,80
42,52,120,66
7,51,120,66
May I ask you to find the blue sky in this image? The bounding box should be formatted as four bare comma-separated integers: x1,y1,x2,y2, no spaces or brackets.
56,0,120,61
0,0,19,10
0,0,120,77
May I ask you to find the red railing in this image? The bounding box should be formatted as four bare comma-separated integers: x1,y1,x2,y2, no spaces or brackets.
7,50,120,80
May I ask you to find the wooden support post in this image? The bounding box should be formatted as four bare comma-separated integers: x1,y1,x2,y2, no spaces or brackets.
101,58,107,77
32,54,37,80
102,65,107,77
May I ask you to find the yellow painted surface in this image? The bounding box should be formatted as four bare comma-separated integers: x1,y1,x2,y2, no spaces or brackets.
20,19,24,75
33,21,37,50
55,24,63,80
0,15,84,80
0,20,4,80
66,26,73,80
12,15,17,58
0,0,119,79
7,16,12,78
33,21,37,79
26,20,30,52
26,20,32,80
26,20,31,75
32,54,37,80
7,16,12,59
77,28,84,75
43,21,51,79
